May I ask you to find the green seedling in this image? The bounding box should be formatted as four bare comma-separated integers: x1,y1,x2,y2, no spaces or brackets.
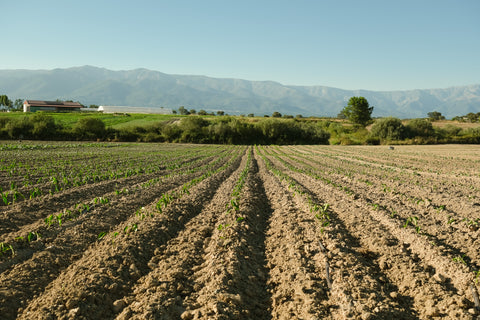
1,192,10,205
111,232,119,245
404,216,418,228
12,191,25,203
452,255,467,266
217,224,230,231
474,270,480,283
0,242,14,257
27,232,40,242
29,187,42,199
98,232,107,240
45,214,55,227
447,216,456,225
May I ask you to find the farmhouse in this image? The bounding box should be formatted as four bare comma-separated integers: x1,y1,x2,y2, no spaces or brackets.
98,106,173,114
23,100,83,112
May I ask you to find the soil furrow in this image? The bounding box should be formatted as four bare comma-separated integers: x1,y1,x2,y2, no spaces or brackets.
271,155,478,319
112,149,251,319
16,149,244,320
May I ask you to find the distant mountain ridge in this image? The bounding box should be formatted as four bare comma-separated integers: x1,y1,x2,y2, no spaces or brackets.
0,66,479,118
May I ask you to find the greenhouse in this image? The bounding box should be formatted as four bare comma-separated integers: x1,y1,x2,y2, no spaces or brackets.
98,106,173,114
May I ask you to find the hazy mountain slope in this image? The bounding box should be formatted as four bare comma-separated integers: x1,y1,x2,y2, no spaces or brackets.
0,66,478,118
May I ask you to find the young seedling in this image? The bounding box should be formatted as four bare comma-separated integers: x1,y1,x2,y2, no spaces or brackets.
0,242,14,257
452,255,467,266
27,231,40,242
474,270,480,284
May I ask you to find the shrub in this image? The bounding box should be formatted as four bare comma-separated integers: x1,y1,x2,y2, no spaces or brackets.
370,117,406,141
30,113,57,139
72,117,106,140
406,118,435,138
5,117,32,139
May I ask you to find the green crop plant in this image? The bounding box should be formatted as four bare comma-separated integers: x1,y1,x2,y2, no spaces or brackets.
1,191,10,205
447,216,456,225
45,214,55,227
403,216,421,233
0,242,14,257
29,187,42,199
93,197,109,205
217,223,231,231
27,231,40,242
98,232,107,240
474,270,480,283
135,208,147,220
110,231,119,245
403,216,418,228
156,192,175,213
452,255,467,266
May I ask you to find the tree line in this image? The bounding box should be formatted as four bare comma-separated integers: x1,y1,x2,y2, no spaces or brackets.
1,95,478,145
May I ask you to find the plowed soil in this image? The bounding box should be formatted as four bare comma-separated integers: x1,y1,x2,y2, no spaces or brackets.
1,142,480,319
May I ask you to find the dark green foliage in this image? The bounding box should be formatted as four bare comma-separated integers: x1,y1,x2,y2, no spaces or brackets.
370,117,406,141
0,95,13,110
340,96,373,126
406,118,435,138
178,106,189,115
452,112,480,123
14,99,24,110
427,111,445,121
30,113,58,139
5,117,32,139
72,118,106,140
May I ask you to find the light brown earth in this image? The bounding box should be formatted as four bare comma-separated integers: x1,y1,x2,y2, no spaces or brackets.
1,142,480,319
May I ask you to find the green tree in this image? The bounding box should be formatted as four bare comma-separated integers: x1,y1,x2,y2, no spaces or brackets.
216,110,225,116
0,95,13,110
178,106,190,115
272,111,282,118
427,111,445,121
198,109,207,116
340,96,373,126
14,99,24,111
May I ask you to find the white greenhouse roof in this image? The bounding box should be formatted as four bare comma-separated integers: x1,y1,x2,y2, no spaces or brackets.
98,106,173,114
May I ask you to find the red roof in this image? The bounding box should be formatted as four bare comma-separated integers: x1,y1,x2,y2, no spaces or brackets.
24,100,83,108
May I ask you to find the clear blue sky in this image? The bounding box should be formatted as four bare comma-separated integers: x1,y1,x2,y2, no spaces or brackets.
1,0,479,91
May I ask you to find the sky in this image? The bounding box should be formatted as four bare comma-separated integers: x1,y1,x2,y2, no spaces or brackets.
1,0,479,91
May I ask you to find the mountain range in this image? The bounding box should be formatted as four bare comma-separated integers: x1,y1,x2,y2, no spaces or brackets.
0,66,479,118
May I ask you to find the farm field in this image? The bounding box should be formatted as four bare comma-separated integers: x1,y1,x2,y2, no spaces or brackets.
1,141,480,319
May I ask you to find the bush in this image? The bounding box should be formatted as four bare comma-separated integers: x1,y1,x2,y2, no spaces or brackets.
30,113,57,139
72,117,106,140
5,117,32,139
370,117,406,141
406,118,434,138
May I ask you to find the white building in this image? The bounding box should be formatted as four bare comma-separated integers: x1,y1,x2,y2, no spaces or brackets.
98,106,173,114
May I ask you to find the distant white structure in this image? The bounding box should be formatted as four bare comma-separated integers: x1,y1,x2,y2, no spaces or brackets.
98,106,173,114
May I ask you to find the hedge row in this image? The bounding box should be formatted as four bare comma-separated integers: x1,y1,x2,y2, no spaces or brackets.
0,114,331,145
